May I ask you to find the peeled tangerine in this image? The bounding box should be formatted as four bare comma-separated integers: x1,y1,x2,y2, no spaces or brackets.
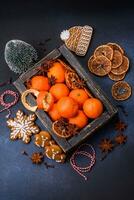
36,91,54,111
83,98,103,119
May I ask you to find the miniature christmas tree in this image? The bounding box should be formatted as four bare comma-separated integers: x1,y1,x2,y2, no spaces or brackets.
5,40,38,74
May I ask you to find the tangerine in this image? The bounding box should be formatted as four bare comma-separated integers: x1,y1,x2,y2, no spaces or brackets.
49,83,69,101
57,96,78,118
47,62,65,83
31,75,50,91
48,103,61,121
69,89,89,108
69,110,88,128
83,98,103,119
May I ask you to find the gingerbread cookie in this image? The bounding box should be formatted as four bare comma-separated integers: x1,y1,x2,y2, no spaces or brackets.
7,110,40,143
34,131,55,148
34,130,66,163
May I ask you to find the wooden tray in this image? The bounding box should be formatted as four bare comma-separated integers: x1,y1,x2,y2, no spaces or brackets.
14,44,118,153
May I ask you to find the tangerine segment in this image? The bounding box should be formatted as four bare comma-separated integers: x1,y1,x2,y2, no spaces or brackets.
47,62,65,83
57,97,78,118
48,103,61,121
111,81,131,101
111,50,123,69
88,55,94,73
108,72,126,81
42,92,54,112
111,56,129,75
69,89,89,108
94,45,113,60
91,55,111,76
37,91,47,109
49,83,69,101
69,110,88,128
83,98,103,119
31,76,50,91
107,43,124,55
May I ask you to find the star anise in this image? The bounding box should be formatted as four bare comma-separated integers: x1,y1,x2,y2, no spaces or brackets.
48,75,57,86
75,78,86,89
114,133,127,145
115,121,127,132
37,60,54,76
31,152,44,164
57,118,79,137
99,139,114,153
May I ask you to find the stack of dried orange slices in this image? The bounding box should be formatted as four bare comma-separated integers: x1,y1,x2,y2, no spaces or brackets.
88,43,129,81
88,43,132,101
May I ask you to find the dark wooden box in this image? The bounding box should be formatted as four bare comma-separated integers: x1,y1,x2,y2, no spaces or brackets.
14,45,118,153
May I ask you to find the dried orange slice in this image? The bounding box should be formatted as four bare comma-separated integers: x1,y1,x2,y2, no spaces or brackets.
57,59,74,72
88,55,94,73
112,81,131,101
108,72,126,81
65,70,85,89
111,56,129,75
91,55,111,76
111,50,123,69
21,89,39,112
52,118,78,138
107,43,124,55
94,45,113,60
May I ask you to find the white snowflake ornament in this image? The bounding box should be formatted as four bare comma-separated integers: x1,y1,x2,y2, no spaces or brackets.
7,110,40,143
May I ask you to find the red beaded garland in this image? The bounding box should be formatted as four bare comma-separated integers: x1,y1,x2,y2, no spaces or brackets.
70,144,96,180
0,90,19,118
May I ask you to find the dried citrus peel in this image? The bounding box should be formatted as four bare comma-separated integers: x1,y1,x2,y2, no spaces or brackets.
21,89,39,112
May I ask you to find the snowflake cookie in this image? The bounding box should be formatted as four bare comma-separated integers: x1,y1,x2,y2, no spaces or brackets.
7,110,40,143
